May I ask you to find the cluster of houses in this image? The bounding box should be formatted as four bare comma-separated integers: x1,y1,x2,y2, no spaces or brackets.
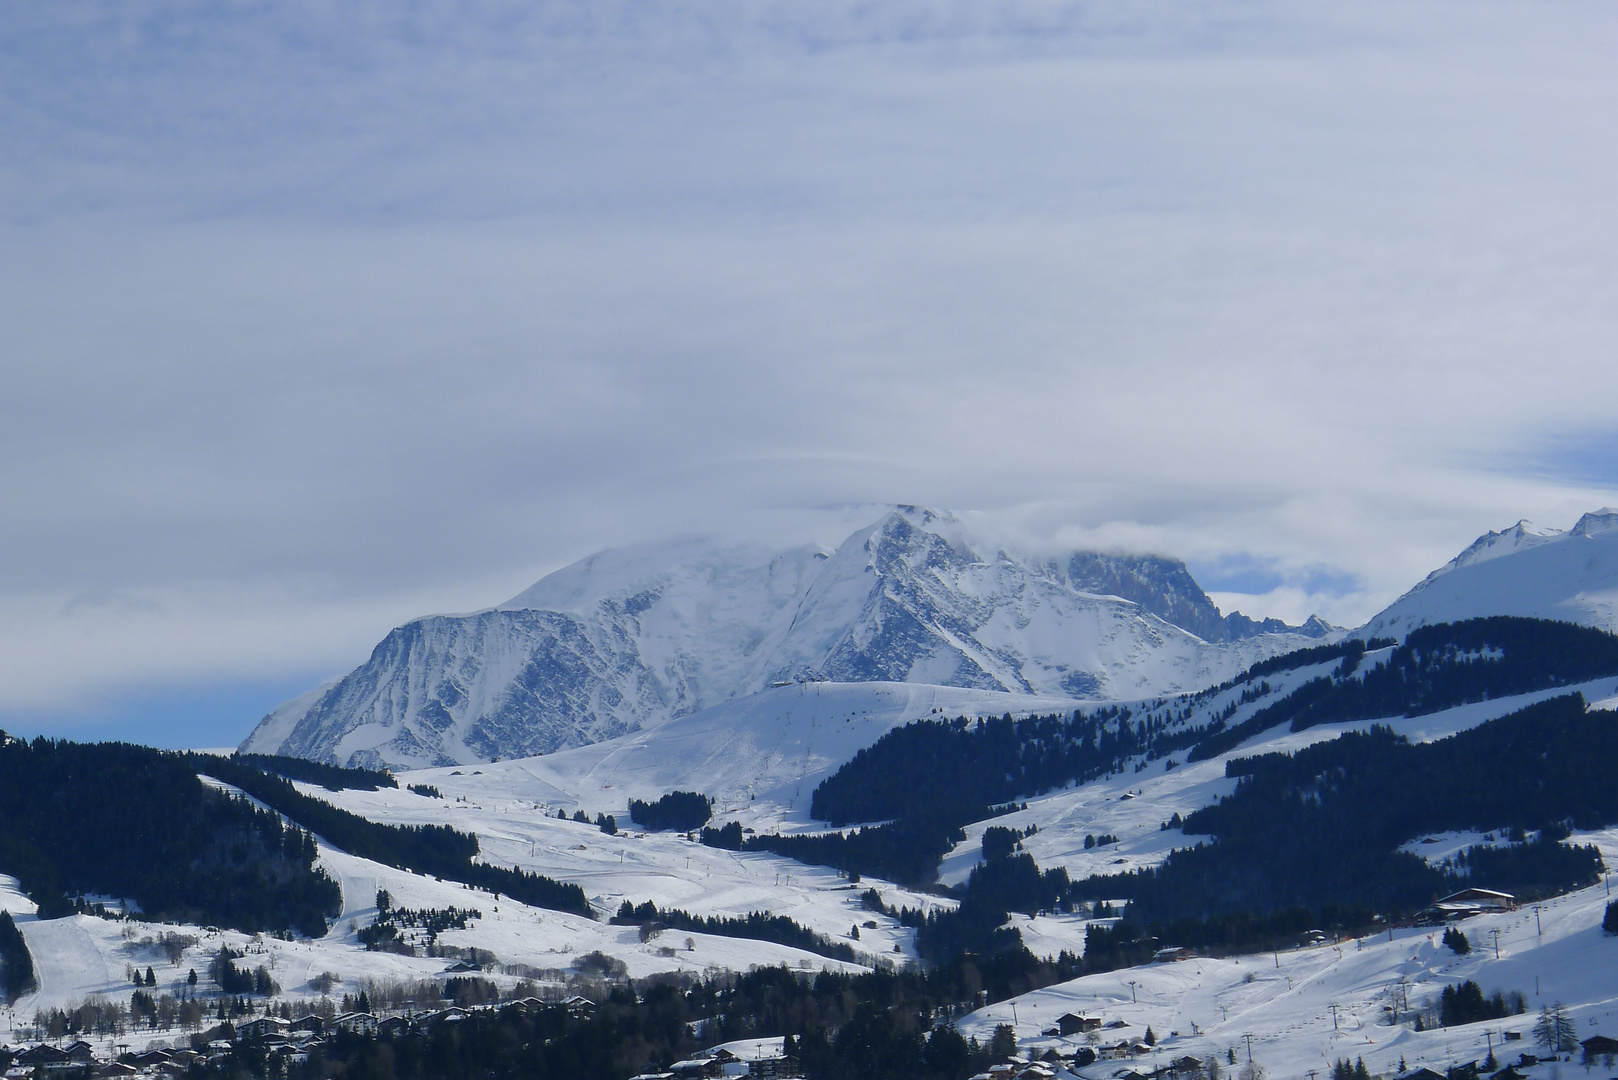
631,1042,797,1080
1036,1013,1163,1063
965,1049,1218,1080
3,1041,144,1079
1386,1034,1618,1080
2,996,604,1079
1,1012,353,1079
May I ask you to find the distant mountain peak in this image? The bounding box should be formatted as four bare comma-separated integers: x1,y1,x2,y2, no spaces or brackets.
243,507,1331,768
1571,507,1618,538
1365,508,1618,640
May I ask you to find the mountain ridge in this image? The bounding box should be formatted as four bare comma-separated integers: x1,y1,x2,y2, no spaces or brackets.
242,508,1329,769
1364,507,1618,640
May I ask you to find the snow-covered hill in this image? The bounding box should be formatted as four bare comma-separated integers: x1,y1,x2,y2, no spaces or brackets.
1365,509,1618,639
380,681,1084,826
958,855,1618,1080
15,651,1618,1066
242,508,1328,769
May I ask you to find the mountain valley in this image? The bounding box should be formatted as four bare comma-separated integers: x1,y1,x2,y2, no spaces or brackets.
9,511,1618,1080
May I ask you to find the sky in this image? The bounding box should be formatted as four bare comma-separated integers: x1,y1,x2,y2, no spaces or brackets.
3,1,1617,748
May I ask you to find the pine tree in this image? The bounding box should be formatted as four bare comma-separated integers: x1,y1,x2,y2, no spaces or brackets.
1534,1002,1577,1054
1604,901,1618,935
1554,1003,1576,1052
145,966,156,986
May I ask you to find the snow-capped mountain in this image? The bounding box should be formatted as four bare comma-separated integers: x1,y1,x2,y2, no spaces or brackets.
241,508,1329,769
1364,507,1618,639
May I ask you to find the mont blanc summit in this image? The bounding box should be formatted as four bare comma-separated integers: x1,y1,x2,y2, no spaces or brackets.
241,508,1328,769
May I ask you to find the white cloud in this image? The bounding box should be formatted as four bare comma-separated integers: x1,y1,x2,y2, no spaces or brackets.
2,1,1618,721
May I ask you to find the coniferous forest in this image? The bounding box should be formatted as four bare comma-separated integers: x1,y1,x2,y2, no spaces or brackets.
0,909,35,1003
1089,693,1610,924
0,734,339,935
189,755,593,918
612,900,861,963
0,734,591,933
231,752,398,792
628,791,713,831
806,618,1618,838
742,621,1618,965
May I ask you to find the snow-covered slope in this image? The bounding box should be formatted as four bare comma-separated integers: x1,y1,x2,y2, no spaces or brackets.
1366,509,1618,639
0,830,903,1054
390,681,1083,824
959,859,1618,1080
243,508,1328,769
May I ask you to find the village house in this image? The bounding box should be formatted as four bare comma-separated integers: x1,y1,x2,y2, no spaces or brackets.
563,995,598,1020
1580,1035,1618,1062
238,1015,290,1042
1058,1013,1104,1036
332,1012,379,1036
15,1045,77,1072
1431,888,1517,918
746,1052,795,1080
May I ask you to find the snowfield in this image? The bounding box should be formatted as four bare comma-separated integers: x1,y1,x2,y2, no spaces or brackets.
1366,509,1618,639
1,838,879,1053
387,680,1082,822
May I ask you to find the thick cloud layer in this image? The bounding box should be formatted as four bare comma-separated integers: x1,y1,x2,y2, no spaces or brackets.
2,2,1616,736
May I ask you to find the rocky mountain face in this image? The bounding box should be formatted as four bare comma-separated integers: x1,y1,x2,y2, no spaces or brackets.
1064,552,1330,643
242,508,1330,769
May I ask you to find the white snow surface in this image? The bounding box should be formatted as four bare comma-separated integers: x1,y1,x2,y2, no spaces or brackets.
0,820,891,1053
396,680,1080,821
1366,509,1618,639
